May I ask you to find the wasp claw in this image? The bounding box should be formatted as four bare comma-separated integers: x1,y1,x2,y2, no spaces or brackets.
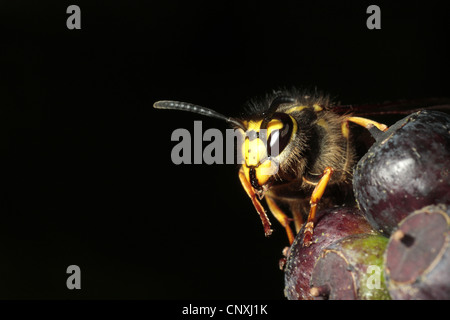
279,257,287,270
279,246,291,270
303,239,313,247
303,222,314,247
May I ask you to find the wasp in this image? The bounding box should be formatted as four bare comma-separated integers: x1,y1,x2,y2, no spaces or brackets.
154,89,449,247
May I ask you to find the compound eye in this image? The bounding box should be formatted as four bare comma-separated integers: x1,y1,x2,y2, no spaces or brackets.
266,113,294,157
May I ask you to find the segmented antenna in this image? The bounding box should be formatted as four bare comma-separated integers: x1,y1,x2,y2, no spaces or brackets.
153,100,246,129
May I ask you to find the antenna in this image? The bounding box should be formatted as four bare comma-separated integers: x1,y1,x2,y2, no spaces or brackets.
153,100,246,130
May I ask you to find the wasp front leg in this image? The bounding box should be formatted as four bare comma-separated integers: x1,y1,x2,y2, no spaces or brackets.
238,167,273,237
303,167,334,247
265,196,295,245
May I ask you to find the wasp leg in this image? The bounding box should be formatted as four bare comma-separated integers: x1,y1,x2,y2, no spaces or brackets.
303,167,334,247
238,167,273,237
340,120,354,179
291,206,304,234
347,116,388,132
265,196,295,245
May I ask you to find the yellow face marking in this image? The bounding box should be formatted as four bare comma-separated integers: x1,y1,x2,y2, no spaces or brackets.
247,120,262,131
243,119,283,167
243,120,265,167
254,160,277,185
244,134,267,166
266,119,283,136
286,106,307,114
241,118,286,186
241,115,298,188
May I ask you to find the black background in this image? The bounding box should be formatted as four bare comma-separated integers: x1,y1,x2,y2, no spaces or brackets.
0,1,448,299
